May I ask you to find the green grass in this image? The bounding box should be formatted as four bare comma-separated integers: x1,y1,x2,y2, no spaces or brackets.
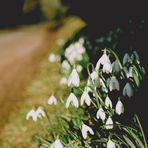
0,16,85,148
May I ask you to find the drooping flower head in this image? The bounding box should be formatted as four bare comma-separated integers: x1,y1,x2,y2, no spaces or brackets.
95,50,112,73
80,90,91,106
115,100,124,115
68,68,80,87
66,93,79,108
48,95,57,105
81,123,94,139
50,139,63,148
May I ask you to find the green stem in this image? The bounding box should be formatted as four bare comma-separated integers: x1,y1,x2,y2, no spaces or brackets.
135,114,148,148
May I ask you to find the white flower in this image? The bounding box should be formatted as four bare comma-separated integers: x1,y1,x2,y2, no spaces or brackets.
80,91,91,106
100,78,108,93
109,76,120,91
123,67,133,78
64,41,85,64
68,68,80,87
66,93,79,108
48,53,60,62
107,139,116,148
48,95,57,105
51,139,63,148
81,123,94,139
123,82,133,98
90,71,101,87
123,53,131,65
105,96,112,108
48,53,57,62
59,77,67,85
26,107,45,122
105,117,113,129
96,108,106,122
115,100,124,115
95,51,112,73
76,65,83,72
61,60,71,71
112,60,121,73
36,107,46,118
78,37,85,44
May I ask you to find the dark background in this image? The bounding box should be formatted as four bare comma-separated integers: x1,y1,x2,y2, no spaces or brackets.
0,0,147,135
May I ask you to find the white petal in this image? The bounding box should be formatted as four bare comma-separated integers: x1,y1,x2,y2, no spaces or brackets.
61,60,71,71
81,124,94,139
51,139,63,148
68,69,80,87
26,109,36,120
115,100,124,115
105,96,112,108
36,107,46,118
80,91,91,106
48,54,57,62
76,65,83,72
66,93,79,108
95,53,112,73
107,139,116,148
103,62,112,73
48,95,57,105
96,108,106,121
105,117,113,129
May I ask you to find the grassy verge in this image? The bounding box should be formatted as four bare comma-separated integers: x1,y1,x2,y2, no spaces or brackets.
0,17,85,148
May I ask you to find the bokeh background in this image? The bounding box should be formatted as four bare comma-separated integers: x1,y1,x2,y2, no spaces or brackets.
0,0,147,147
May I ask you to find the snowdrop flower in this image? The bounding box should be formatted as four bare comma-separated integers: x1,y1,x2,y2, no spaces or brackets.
123,53,131,65
76,65,83,73
112,60,121,73
100,78,108,93
26,109,36,121
48,54,60,62
61,60,71,71
80,90,91,106
115,100,124,115
109,76,120,91
64,41,85,64
59,77,67,85
36,107,46,118
90,71,98,81
78,37,85,44
66,93,79,108
26,107,45,122
123,67,133,78
105,96,112,108
51,139,63,148
105,116,113,129
123,82,133,98
48,53,57,62
81,123,94,139
68,68,80,87
96,108,106,122
107,139,116,148
95,51,112,73
48,95,57,105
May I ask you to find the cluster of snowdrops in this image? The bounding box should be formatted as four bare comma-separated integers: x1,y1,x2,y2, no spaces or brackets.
26,38,147,148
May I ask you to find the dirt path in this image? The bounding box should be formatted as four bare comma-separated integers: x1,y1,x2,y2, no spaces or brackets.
0,25,49,128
